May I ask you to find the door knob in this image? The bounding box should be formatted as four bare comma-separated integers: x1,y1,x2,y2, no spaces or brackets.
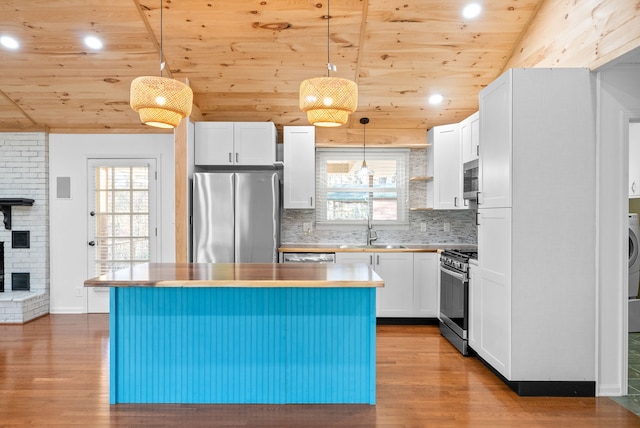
88,241,96,246
90,211,96,216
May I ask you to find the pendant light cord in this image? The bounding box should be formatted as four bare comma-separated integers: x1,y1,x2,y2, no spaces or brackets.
159,0,163,77
327,0,330,77
360,117,369,163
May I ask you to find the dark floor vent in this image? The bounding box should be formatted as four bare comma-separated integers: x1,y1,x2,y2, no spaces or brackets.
12,272,29,291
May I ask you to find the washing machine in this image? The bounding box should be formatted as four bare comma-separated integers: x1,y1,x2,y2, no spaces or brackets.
629,214,640,331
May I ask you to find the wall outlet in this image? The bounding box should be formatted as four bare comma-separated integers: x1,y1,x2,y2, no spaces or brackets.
420,221,426,232
303,222,313,234
75,286,83,297
444,222,451,232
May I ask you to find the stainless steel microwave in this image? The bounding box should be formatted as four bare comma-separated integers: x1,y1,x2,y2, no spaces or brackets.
463,159,479,200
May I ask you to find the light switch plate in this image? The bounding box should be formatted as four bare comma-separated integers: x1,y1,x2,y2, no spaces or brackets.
420,222,426,232
444,222,451,232
303,222,312,233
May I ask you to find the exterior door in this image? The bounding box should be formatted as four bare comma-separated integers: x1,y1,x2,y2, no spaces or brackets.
87,159,157,313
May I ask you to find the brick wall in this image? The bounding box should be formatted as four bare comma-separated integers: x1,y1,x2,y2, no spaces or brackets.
0,132,49,322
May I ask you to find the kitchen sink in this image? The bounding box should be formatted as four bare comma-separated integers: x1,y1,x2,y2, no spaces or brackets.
338,244,407,249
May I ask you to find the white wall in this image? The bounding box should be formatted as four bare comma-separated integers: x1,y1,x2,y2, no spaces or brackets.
596,61,640,395
49,133,175,313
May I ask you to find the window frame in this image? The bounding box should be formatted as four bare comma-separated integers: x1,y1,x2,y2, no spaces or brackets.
315,148,410,228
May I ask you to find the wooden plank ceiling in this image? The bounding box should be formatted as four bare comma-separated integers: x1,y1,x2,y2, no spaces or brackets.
0,0,542,133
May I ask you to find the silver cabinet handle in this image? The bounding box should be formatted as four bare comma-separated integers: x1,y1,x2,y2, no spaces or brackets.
376,255,380,265
310,197,313,207
476,191,481,205
228,152,232,163
454,196,458,207
633,182,637,194
369,255,373,265
88,241,96,246
236,153,239,163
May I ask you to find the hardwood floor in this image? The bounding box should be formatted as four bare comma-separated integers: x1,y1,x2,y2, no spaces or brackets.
0,315,638,427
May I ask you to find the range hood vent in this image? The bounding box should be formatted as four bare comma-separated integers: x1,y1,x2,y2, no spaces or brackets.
0,198,34,230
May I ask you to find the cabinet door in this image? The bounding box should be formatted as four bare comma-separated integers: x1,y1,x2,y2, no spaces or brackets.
234,122,276,166
284,126,316,209
479,71,512,208
630,122,640,197
413,252,439,317
194,122,234,166
477,207,511,378
374,252,414,317
432,124,464,209
461,111,479,164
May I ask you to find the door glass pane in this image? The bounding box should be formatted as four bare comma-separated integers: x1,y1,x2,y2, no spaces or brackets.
91,164,150,276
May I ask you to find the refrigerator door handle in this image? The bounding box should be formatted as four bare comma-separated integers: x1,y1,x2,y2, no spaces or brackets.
271,173,280,262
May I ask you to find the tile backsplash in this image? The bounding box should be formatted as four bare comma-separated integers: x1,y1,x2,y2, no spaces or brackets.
281,209,477,245
281,148,477,245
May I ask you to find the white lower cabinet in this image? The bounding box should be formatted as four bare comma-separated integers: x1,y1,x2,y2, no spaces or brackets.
336,252,438,317
412,252,439,317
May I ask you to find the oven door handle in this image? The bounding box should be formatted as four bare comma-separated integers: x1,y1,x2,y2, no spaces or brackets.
440,265,467,281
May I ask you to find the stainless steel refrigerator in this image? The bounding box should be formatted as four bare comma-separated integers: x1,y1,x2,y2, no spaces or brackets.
192,172,280,263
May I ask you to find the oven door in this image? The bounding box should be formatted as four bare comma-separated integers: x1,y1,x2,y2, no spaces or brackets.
439,264,468,339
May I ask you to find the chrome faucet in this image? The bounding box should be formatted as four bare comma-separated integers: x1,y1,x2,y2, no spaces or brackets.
367,217,378,246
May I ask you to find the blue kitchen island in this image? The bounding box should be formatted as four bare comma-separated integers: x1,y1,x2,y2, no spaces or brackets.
84,262,383,405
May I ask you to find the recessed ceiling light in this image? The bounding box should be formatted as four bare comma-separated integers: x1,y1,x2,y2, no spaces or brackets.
84,35,103,50
462,3,482,19
429,94,444,105
0,36,19,50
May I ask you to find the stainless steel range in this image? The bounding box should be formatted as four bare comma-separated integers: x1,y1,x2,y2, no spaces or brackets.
439,249,477,356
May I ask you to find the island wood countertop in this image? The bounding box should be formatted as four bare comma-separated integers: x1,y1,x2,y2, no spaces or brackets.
84,262,384,288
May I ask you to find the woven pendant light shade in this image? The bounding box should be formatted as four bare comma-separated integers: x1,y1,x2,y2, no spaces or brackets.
130,76,193,129
299,77,358,127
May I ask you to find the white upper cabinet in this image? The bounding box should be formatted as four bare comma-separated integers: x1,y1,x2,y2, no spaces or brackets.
284,126,315,209
194,122,276,166
478,72,512,208
630,122,640,197
194,122,234,166
461,111,479,164
426,123,465,209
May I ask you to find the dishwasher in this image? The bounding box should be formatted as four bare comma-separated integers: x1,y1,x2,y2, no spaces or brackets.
281,252,336,263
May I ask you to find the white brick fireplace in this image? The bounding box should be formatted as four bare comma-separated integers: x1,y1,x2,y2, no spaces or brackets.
0,132,49,323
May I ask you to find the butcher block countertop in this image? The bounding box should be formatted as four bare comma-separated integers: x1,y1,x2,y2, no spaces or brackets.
84,262,384,288
278,244,477,253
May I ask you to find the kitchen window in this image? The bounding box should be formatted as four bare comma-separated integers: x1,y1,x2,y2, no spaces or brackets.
316,148,409,226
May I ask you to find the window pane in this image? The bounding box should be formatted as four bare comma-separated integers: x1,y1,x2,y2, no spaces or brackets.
132,215,149,237
114,191,131,213
373,199,398,221
132,191,148,213
113,238,131,260
113,215,131,237
132,167,148,189
113,168,131,189
133,239,149,260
